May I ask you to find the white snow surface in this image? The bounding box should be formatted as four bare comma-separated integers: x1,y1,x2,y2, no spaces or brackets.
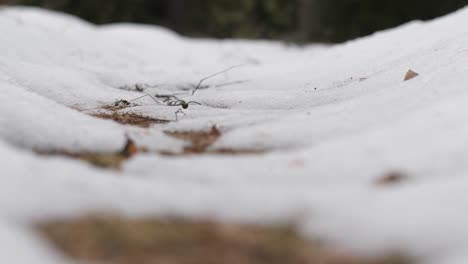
1,5,468,263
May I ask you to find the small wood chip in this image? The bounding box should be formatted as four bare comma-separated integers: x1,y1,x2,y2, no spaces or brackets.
121,138,139,157
404,70,419,81
375,172,407,186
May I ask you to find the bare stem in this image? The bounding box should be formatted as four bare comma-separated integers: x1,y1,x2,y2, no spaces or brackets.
192,64,246,95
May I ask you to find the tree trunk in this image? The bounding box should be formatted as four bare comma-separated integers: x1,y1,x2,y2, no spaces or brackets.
298,0,321,41
168,0,187,31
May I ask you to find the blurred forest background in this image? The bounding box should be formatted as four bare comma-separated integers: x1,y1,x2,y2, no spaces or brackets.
1,0,467,42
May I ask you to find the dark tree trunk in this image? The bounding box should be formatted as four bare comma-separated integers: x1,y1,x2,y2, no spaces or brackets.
298,0,321,41
168,0,187,31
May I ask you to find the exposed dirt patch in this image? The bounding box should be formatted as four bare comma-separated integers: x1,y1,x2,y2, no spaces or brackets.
164,126,222,154
38,216,409,264
92,112,170,128
35,139,139,169
163,126,266,156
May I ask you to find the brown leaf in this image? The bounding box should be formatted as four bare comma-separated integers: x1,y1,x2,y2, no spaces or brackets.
121,138,138,157
404,70,419,81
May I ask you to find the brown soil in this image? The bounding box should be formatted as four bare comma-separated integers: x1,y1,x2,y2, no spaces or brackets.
35,138,139,169
92,112,170,128
163,126,266,156
38,216,410,264
164,126,222,154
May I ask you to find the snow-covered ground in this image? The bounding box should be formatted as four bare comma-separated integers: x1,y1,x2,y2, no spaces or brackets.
1,5,468,263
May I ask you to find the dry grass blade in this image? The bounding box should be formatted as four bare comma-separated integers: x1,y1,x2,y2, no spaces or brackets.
209,148,266,155
38,216,411,264
192,64,246,95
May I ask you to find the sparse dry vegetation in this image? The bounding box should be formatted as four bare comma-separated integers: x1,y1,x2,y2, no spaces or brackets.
76,153,128,168
38,216,410,264
35,138,139,169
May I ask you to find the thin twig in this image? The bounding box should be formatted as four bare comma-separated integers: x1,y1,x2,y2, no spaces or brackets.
192,64,246,95
127,94,160,104
80,105,105,112
214,80,250,88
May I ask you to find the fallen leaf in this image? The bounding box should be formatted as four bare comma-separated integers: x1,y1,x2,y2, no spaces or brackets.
121,138,138,157
404,70,419,81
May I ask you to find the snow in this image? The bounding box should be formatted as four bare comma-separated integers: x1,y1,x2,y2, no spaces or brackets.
0,218,64,264
0,5,468,263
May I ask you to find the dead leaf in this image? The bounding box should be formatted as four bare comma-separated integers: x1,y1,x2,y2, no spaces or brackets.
121,138,138,157
404,70,419,81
